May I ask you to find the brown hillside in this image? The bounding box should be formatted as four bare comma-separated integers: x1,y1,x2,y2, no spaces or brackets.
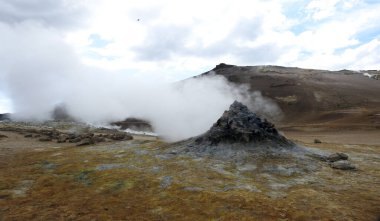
200,64,380,130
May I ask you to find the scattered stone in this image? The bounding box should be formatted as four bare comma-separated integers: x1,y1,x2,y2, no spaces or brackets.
160,176,173,189
223,184,260,192
0,134,8,139
330,160,356,170
76,170,93,186
57,134,69,143
41,161,57,170
110,133,133,141
81,133,94,139
95,164,126,171
39,137,52,142
135,149,149,155
237,164,257,172
67,133,77,140
314,139,322,144
69,137,82,143
327,153,349,162
11,180,34,197
0,123,133,145
92,136,106,143
76,138,94,146
150,166,162,174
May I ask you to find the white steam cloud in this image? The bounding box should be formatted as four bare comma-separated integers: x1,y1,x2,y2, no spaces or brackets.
0,21,282,141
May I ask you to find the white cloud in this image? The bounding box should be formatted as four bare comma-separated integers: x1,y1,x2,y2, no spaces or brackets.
64,0,295,74
0,0,379,116
62,0,379,73
306,0,342,20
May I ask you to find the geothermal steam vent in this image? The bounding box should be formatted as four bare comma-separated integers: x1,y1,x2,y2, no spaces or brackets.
194,101,292,147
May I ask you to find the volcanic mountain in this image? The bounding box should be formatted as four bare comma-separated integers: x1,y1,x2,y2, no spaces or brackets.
198,64,380,130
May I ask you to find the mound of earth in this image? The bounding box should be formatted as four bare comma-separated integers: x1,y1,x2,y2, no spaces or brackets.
171,101,356,171
194,101,292,147
171,101,297,160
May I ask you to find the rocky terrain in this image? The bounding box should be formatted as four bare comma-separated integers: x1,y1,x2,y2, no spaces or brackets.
0,121,133,146
0,64,379,220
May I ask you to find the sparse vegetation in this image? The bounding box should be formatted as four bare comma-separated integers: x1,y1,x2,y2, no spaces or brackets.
0,122,379,220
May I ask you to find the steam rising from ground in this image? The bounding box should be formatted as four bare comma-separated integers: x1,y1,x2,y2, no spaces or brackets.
7,71,281,141
0,22,281,141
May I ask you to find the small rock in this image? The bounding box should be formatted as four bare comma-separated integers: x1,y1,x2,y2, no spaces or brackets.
76,138,94,146
39,137,52,142
330,160,356,170
81,133,94,139
92,136,105,143
69,137,82,143
11,180,34,197
95,164,125,171
223,184,260,192
110,133,133,141
327,153,349,162
24,134,33,138
160,176,173,189
76,170,93,186
57,134,69,143
0,134,8,139
150,166,162,173
41,161,57,170
314,139,322,144
68,133,77,139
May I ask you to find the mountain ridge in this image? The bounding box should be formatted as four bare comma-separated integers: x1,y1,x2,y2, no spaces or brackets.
198,63,380,129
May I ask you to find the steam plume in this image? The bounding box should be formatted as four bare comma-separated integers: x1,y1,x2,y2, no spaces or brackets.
0,21,282,141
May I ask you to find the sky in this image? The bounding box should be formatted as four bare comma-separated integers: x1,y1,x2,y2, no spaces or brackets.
0,0,380,113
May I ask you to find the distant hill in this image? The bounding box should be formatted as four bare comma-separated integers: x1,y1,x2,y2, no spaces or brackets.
198,64,380,130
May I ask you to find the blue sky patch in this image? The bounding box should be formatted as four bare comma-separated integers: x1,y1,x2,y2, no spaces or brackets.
88,34,112,48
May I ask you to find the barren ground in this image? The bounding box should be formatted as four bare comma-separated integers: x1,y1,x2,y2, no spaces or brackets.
0,124,379,221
